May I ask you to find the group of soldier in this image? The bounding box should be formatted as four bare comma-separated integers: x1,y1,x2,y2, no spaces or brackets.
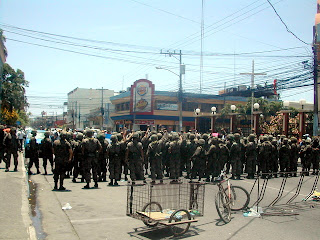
2,125,320,191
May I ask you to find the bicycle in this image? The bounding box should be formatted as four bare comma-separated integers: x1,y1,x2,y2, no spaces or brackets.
214,172,250,223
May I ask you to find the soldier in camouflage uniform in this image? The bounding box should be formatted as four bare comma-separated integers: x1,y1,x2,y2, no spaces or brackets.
180,136,188,177
259,136,273,179
125,133,145,184
65,132,74,178
4,127,20,172
53,131,73,190
72,133,84,183
219,138,230,176
97,134,108,182
82,130,102,188
41,131,54,175
186,134,198,179
301,139,312,176
245,134,257,179
118,133,128,181
290,137,300,177
271,138,279,177
141,131,151,176
279,138,291,177
191,138,206,181
229,133,243,179
107,135,121,186
206,137,220,182
26,130,40,175
147,134,163,184
168,134,181,182
225,134,233,174
162,134,172,177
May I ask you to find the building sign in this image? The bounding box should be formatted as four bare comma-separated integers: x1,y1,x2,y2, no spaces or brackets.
130,79,154,115
156,103,178,111
134,120,155,125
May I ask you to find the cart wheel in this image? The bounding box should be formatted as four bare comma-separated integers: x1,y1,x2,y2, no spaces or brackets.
215,191,231,223
225,185,250,211
141,202,162,227
169,209,191,237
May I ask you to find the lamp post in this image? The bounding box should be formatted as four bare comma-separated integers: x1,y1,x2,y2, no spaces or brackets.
253,103,261,135
156,65,185,132
299,99,307,139
211,106,217,133
230,105,236,133
195,108,200,132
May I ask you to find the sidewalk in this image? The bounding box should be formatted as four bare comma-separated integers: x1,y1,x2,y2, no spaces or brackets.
0,153,36,240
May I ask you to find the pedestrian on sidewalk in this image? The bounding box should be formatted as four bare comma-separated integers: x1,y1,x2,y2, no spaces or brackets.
4,127,20,172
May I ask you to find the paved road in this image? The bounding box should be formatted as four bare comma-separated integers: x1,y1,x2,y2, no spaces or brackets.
26,161,320,240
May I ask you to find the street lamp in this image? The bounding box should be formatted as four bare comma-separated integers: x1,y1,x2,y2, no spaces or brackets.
283,100,290,109
155,66,184,132
195,108,200,132
253,103,260,110
230,105,236,112
211,106,217,133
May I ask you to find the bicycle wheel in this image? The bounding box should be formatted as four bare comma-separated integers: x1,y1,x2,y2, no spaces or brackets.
169,209,191,237
215,191,231,223
141,202,162,227
225,185,250,211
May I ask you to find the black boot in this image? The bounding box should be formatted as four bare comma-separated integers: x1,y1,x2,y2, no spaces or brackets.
14,166,18,172
59,186,66,191
114,180,119,186
44,169,47,175
124,175,128,181
108,179,114,186
54,182,58,190
94,182,98,188
83,183,90,189
37,168,41,174
72,178,77,183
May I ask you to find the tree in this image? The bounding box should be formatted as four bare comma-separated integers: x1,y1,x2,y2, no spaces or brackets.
1,63,29,125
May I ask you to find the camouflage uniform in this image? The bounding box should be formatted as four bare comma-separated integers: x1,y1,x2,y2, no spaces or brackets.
107,135,121,186
180,137,188,177
4,128,20,172
41,131,54,175
311,138,320,175
147,134,163,183
141,133,150,175
279,138,291,177
245,134,257,179
72,133,84,183
290,137,300,177
162,134,172,177
26,130,40,174
118,134,128,181
191,139,206,180
229,134,242,179
82,130,102,188
125,133,145,183
219,139,230,175
97,134,108,182
206,137,220,181
301,139,312,175
168,134,181,181
271,139,279,177
259,136,273,178
53,131,72,190
186,134,198,179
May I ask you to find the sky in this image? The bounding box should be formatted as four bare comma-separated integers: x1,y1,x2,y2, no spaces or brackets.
0,0,316,117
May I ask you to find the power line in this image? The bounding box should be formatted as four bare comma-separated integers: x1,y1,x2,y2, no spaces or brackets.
266,0,309,45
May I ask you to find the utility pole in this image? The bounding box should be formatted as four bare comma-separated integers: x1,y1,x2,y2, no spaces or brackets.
160,50,185,132
313,45,319,136
101,87,104,130
78,103,81,129
240,60,266,130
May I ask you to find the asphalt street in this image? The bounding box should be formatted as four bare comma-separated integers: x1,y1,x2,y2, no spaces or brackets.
2,153,320,240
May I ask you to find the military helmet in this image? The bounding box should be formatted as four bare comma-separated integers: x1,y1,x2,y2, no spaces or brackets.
157,133,162,140
150,134,158,142
76,133,84,140
110,135,118,142
60,131,67,140
272,138,278,145
173,133,179,140
86,129,94,138
262,136,268,142
117,133,123,141
66,132,72,140
234,133,241,140
168,134,173,141
44,131,50,137
132,133,139,139
290,137,297,143
198,139,205,145
227,134,234,141
189,134,195,140
283,138,289,144
268,135,273,141
248,134,255,142
202,134,209,140
305,138,311,144
211,137,218,145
